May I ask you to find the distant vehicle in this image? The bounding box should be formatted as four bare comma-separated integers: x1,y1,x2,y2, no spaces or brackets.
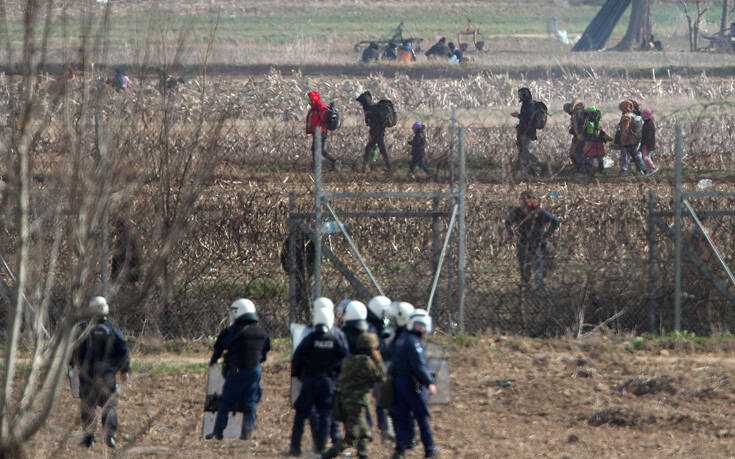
353,22,424,55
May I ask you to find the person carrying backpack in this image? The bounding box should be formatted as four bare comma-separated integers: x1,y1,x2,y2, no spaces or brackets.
640,108,658,175
582,106,613,176
616,99,646,175
357,91,393,173
511,87,549,177
563,98,587,173
306,91,339,170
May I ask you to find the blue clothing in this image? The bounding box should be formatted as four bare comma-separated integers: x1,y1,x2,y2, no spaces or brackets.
410,156,431,175
391,331,436,455
210,317,270,436
391,332,433,386
214,366,263,434
290,330,347,452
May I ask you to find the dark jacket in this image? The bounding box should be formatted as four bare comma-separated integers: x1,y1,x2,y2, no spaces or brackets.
210,316,270,369
73,320,130,380
391,331,433,387
409,126,426,158
292,329,347,379
362,42,380,63
343,319,378,355
425,38,451,58
505,206,560,248
356,91,384,132
641,118,656,150
517,88,536,140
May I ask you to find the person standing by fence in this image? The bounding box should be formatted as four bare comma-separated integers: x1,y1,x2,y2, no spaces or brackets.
505,191,560,292
306,91,338,169
511,87,549,177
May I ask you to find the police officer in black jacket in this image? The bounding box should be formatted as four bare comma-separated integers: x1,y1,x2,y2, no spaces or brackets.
289,308,347,456
206,298,270,440
72,296,130,449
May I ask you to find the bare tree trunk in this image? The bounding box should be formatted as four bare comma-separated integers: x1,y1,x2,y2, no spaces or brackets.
613,0,654,50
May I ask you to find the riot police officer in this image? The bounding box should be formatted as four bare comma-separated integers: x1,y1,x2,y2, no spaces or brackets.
206,299,271,440
289,308,348,456
71,296,130,449
391,309,439,458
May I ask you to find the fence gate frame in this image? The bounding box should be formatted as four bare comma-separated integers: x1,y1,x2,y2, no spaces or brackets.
647,125,735,333
287,127,468,333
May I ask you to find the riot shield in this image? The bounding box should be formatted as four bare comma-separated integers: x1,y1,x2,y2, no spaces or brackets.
290,323,312,405
201,363,244,439
424,342,451,404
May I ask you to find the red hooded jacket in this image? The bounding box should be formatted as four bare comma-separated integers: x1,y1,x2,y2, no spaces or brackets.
306,91,328,135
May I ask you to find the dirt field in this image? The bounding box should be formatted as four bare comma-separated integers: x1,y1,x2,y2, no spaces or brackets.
28,337,735,458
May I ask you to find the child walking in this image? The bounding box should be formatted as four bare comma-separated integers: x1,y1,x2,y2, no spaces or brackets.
408,121,431,177
640,108,658,175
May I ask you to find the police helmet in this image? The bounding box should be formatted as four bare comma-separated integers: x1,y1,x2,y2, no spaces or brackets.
367,296,391,319
408,308,433,334
312,297,334,313
391,301,415,327
344,301,367,322
229,298,257,325
357,332,380,350
89,296,109,317
312,307,334,334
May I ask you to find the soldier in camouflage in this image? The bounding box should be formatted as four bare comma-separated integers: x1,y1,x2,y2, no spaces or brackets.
321,332,387,459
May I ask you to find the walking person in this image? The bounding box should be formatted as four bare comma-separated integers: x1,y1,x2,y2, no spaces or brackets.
306,91,338,169
289,308,348,456
563,98,587,173
390,309,439,458
206,299,271,440
505,191,560,292
71,296,130,449
408,121,431,178
640,108,658,175
511,87,549,177
616,100,646,175
356,91,393,173
321,332,387,459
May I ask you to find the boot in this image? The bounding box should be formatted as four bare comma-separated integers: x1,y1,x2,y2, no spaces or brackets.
321,446,340,459
391,448,405,459
288,445,301,457
425,449,440,458
105,434,117,448
205,429,223,440
79,434,94,449
240,429,252,440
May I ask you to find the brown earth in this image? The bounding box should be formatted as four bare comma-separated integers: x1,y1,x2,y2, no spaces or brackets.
29,337,735,458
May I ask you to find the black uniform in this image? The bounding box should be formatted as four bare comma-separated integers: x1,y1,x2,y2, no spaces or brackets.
72,319,130,444
209,315,270,438
290,329,348,455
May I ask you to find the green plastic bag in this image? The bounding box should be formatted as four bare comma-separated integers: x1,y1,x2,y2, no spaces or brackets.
370,146,379,162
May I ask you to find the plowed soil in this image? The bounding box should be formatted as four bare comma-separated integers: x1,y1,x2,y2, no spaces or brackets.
29,337,735,458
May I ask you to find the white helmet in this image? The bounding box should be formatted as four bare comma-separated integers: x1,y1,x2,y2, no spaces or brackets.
337,299,352,316
367,296,391,319
89,296,109,317
313,307,334,331
229,298,257,325
408,308,433,334
391,301,414,327
312,297,334,313
343,300,367,322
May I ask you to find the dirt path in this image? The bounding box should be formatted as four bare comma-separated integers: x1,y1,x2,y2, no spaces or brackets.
27,337,735,457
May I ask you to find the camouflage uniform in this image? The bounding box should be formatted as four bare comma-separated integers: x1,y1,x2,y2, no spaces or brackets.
322,333,386,459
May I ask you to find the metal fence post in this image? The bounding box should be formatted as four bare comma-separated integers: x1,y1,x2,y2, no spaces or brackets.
647,190,656,334
288,193,297,324
432,197,440,270
313,130,323,299
450,106,456,189
674,124,683,331
458,128,467,334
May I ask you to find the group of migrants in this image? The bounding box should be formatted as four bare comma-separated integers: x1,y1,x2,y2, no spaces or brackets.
512,87,658,177
306,90,431,178
201,295,438,458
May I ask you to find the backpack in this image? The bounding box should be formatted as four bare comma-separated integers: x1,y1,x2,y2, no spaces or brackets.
584,106,602,138
631,114,643,140
374,99,397,128
325,103,340,131
531,101,548,130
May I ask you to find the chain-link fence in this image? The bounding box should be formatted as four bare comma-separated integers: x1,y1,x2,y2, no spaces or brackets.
1,70,733,340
